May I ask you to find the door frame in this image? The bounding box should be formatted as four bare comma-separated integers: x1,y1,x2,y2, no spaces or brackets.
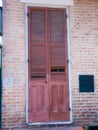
25,4,72,125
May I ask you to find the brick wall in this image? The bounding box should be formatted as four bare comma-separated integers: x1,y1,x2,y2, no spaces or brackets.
70,0,98,127
2,0,98,129
2,0,26,129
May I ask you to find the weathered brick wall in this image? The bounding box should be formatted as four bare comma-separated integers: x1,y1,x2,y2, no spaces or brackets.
2,0,26,129
70,0,98,127
2,0,98,129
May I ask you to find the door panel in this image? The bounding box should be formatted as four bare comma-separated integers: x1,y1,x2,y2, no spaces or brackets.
28,81,48,122
49,9,69,121
28,8,49,122
51,83,68,113
50,46,65,66
30,10,46,43
50,10,64,43
28,8,70,123
50,81,69,121
31,46,46,78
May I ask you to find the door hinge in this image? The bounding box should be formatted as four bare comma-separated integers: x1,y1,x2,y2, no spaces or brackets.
27,13,29,17
68,59,71,64
27,59,30,62
67,59,69,63
69,107,71,111
66,15,68,18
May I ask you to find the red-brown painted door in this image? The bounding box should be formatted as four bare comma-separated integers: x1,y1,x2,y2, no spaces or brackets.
49,9,70,121
28,8,70,123
28,8,49,122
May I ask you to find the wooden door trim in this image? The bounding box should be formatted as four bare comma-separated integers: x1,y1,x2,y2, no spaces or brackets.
25,6,72,124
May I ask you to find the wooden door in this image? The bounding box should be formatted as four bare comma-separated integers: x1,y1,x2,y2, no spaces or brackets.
28,8,49,122
49,9,70,121
28,8,70,123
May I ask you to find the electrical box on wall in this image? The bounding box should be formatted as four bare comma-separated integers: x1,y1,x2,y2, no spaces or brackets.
88,125,98,130
79,75,94,92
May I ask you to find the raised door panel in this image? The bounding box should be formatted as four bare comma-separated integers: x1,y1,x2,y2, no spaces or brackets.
28,81,48,122
50,81,69,121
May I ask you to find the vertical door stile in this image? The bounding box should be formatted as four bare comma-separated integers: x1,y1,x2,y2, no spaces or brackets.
64,10,69,111
28,7,30,85
45,8,49,118
64,10,68,76
46,8,51,79
64,9,70,119
28,7,31,118
47,9,51,120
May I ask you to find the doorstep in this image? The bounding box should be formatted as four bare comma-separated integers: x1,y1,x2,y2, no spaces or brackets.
13,126,84,130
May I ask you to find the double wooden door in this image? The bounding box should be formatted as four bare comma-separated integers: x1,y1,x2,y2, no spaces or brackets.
28,7,70,123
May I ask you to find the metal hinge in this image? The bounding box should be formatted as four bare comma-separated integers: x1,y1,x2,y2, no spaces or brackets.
66,15,68,18
68,59,72,64
67,59,69,63
27,59,30,62
27,13,29,17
